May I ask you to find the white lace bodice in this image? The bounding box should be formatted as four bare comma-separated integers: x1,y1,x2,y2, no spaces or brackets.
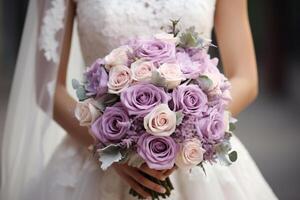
75,0,216,65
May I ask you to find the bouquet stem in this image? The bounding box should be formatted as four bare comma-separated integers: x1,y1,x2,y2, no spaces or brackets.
129,172,174,200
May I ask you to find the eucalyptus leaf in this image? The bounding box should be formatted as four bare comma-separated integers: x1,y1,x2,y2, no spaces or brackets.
94,94,120,111
229,123,236,132
98,144,123,170
175,111,184,126
76,85,88,101
179,26,200,48
229,151,238,162
215,141,232,154
72,79,80,89
215,141,233,166
197,75,213,91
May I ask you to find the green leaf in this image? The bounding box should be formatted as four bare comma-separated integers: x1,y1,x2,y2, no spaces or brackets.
76,85,88,101
98,144,123,170
72,79,80,89
215,141,233,166
197,75,213,91
180,32,197,47
229,122,236,132
179,26,200,48
175,111,184,126
94,94,120,111
229,151,238,162
215,141,232,154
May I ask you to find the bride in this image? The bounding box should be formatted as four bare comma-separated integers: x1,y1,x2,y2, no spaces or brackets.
1,0,278,199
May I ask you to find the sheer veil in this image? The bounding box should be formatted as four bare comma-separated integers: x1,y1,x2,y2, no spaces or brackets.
0,0,83,199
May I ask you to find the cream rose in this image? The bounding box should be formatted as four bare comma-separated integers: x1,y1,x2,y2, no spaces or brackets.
202,72,222,91
158,63,184,89
144,104,177,137
154,33,178,44
104,45,132,70
175,139,205,170
131,60,155,82
108,65,132,94
74,99,101,126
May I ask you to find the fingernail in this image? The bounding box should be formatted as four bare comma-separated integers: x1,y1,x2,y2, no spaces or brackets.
160,187,166,193
146,197,152,200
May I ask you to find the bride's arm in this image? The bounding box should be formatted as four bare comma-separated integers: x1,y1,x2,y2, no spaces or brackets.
214,0,258,116
53,0,94,146
52,1,171,198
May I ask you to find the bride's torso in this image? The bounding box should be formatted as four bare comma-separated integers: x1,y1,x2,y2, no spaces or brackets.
75,0,216,65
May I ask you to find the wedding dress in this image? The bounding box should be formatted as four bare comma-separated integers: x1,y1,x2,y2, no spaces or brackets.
1,0,278,199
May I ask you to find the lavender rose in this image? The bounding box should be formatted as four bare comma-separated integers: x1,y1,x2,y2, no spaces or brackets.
133,39,176,64
176,51,205,79
91,103,130,145
172,84,208,115
84,59,108,98
197,108,225,141
137,133,178,170
120,83,169,116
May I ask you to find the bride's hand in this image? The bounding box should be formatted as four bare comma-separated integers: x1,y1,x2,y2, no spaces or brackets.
113,163,176,199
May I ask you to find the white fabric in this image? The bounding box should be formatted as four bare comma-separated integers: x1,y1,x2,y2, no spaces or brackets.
1,0,279,199
0,0,75,199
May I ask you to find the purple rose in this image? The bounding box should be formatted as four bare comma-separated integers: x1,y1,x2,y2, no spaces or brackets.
137,133,178,170
91,103,130,145
133,39,176,64
121,83,169,116
85,59,108,99
197,108,225,141
171,84,208,115
176,51,205,79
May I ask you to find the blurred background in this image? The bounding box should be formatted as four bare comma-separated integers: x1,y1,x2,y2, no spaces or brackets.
0,1,300,199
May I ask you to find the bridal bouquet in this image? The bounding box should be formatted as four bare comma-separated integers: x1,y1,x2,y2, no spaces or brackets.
73,20,237,200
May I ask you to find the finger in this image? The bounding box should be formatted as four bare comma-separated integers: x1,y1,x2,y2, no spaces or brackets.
139,164,166,181
127,168,167,194
122,173,151,199
163,166,177,178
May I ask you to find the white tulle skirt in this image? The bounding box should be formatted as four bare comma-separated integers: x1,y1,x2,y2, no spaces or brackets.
24,131,278,200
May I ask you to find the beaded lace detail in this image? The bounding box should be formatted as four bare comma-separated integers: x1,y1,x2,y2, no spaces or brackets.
39,0,66,63
75,0,216,65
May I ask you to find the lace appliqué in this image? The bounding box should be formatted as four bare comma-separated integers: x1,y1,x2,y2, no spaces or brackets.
39,0,66,64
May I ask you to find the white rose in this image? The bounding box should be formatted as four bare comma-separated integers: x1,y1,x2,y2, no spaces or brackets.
131,60,155,82
75,99,101,126
158,63,184,89
104,45,132,70
154,33,178,44
176,139,205,170
144,104,177,137
108,65,132,94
